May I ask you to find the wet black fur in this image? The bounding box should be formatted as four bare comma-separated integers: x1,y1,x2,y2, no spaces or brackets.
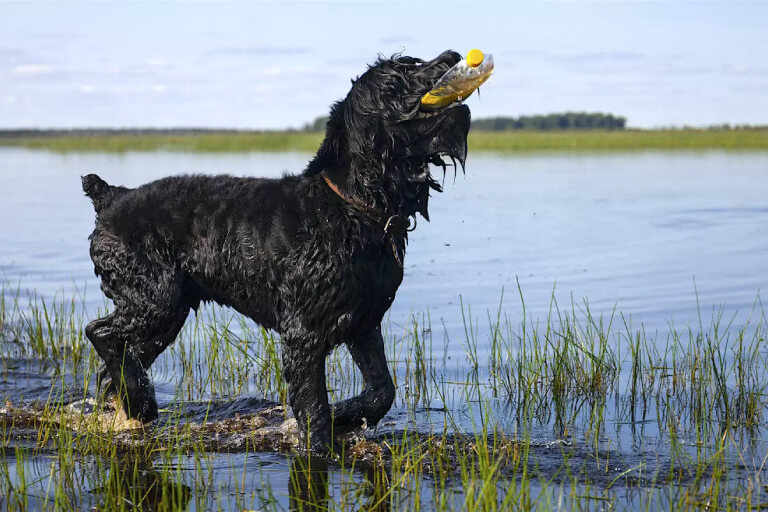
82,50,471,452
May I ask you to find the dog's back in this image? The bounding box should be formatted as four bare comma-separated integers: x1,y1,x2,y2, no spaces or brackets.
82,173,323,325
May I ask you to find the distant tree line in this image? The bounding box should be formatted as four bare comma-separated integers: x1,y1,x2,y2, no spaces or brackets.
302,116,330,132
472,112,626,131
302,112,627,132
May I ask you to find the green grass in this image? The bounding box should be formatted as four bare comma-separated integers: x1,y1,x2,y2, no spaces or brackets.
1,282,767,510
1,129,768,153
468,128,768,152
0,132,325,153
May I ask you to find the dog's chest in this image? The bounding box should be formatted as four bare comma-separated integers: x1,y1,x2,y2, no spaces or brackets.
279,235,404,339
332,246,404,327
338,280,399,340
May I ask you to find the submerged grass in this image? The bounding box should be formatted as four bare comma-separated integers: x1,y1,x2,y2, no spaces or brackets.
1,129,768,154
0,282,767,510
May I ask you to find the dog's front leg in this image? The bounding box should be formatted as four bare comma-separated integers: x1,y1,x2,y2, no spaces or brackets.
282,336,334,454
331,326,395,434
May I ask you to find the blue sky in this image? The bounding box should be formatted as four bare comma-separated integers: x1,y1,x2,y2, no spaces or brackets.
1,1,766,129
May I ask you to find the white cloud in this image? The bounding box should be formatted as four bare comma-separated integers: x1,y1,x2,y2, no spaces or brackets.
12,64,54,75
729,64,748,74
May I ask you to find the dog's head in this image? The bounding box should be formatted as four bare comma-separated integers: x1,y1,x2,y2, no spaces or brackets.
307,50,474,220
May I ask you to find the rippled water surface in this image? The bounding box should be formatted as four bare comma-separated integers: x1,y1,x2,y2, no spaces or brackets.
2,149,766,333
1,148,767,510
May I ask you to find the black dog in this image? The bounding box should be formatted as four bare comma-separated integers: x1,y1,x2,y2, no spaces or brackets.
82,50,471,452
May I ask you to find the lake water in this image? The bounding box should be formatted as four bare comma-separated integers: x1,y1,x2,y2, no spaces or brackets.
1,148,767,509
2,148,766,336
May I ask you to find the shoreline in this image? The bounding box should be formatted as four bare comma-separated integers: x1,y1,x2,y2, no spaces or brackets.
1,128,767,153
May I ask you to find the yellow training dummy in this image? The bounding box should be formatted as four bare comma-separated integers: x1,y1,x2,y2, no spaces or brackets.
421,49,494,109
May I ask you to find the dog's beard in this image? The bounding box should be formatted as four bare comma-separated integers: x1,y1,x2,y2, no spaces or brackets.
396,154,461,222
397,162,440,221
395,104,470,221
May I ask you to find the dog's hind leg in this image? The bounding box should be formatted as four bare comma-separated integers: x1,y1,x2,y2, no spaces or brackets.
95,307,188,396
86,310,160,422
282,337,334,453
87,302,189,422
331,326,395,434
85,232,189,422
137,308,189,368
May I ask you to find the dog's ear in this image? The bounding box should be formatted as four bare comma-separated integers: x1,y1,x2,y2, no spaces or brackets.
342,84,381,163
306,100,348,175
306,84,383,177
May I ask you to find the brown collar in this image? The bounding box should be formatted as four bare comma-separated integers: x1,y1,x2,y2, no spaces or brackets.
320,170,413,266
321,171,385,226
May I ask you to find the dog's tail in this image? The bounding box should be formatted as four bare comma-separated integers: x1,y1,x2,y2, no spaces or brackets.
82,174,126,213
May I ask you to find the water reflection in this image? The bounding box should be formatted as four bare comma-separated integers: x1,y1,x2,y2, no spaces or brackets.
91,455,191,511
289,456,390,511
289,457,329,511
